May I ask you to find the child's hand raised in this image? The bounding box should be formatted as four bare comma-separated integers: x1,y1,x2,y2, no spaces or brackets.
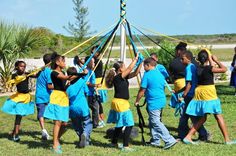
211,55,218,62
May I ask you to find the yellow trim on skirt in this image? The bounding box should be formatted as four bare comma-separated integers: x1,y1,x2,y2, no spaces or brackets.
96,77,107,90
50,90,69,107
193,85,218,101
111,98,130,112
10,92,31,104
174,78,185,92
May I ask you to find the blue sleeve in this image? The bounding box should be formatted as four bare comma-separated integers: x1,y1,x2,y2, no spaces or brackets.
158,65,169,78
141,72,148,89
46,68,52,84
185,65,192,82
90,73,96,85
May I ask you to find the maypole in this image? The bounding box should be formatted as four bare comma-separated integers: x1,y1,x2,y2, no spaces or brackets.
120,0,127,62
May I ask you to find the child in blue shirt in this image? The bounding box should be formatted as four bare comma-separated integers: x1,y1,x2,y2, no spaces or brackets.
35,53,53,140
178,51,208,141
66,67,92,148
84,56,101,128
135,57,177,149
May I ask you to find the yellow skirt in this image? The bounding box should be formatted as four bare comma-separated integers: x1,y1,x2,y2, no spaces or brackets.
50,90,69,107
10,92,32,103
44,90,69,122
193,85,218,101
1,92,34,116
174,78,185,92
111,98,130,112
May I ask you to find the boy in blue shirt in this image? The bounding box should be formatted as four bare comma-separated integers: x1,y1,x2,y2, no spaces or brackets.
35,53,53,140
135,57,177,150
84,56,101,128
179,51,209,142
66,67,92,148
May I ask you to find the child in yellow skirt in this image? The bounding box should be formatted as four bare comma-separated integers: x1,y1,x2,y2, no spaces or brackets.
1,61,35,142
43,52,79,154
105,54,142,152
184,50,236,145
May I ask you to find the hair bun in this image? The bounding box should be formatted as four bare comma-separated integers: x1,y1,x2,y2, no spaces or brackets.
51,52,59,60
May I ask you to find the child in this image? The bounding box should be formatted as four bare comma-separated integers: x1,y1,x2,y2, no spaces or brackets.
73,55,84,72
66,67,92,148
92,45,107,128
169,42,187,92
135,57,177,150
43,52,77,154
84,56,101,128
35,53,53,140
178,51,208,141
184,50,236,145
1,61,35,142
105,54,142,152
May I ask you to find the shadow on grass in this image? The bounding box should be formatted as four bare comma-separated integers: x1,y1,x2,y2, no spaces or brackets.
216,85,235,96
90,138,116,148
19,140,51,149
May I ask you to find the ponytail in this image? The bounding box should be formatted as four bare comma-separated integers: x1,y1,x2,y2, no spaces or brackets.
105,68,116,88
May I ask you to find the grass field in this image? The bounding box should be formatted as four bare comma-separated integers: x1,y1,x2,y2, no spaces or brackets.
0,84,236,156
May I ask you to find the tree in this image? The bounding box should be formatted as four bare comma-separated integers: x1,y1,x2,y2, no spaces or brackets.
0,21,45,92
64,0,90,41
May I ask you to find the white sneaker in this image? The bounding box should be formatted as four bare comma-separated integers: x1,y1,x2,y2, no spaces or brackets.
97,121,106,128
42,129,50,140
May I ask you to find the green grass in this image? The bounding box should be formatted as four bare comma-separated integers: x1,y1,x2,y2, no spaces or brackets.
211,49,234,62
0,84,236,156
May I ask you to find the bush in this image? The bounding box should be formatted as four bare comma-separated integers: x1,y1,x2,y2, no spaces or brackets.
147,40,175,69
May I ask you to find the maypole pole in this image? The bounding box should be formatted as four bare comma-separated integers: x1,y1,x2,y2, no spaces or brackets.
120,0,127,62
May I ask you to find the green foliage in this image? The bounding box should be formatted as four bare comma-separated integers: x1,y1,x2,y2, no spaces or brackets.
147,40,175,68
219,73,228,81
64,0,91,42
0,21,45,91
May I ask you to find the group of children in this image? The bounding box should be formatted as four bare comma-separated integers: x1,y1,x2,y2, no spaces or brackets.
1,43,236,154
1,46,107,154
169,43,236,145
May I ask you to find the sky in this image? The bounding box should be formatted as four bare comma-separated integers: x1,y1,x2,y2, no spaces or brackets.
0,0,235,36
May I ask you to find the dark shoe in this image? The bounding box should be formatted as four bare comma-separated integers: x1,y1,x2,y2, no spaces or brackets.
163,140,177,150
199,132,211,142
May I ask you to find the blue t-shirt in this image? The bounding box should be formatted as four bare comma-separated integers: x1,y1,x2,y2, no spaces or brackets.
141,69,166,111
156,64,169,79
84,69,96,96
66,78,90,118
35,67,52,104
185,63,197,97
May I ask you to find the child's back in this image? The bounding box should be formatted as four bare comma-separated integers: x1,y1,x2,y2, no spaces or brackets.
66,78,90,118
35,67,52,103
